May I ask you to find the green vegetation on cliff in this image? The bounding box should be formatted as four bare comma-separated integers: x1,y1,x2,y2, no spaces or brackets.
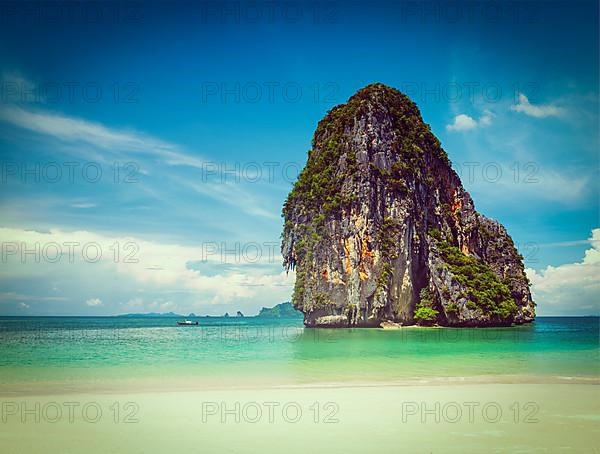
432,233,518,321
283,83,450,219
414,289,439,325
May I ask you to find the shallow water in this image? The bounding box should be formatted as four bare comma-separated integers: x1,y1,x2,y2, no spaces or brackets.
0,316,597,389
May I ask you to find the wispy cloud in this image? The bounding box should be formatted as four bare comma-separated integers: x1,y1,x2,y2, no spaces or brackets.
185,180,280,220
0,104,284,222
536,239,594,248
511,93,565,118
508,168,588,204
0,292,68,302
0,105,207,167
70,202,97,209
466,166,590,206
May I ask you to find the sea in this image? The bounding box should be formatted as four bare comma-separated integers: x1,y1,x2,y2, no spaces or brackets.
0,316,597,390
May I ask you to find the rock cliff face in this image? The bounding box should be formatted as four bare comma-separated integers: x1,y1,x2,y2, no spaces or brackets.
282,84,535,327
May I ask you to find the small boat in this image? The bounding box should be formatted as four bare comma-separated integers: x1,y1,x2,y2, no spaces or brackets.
177,320,198,326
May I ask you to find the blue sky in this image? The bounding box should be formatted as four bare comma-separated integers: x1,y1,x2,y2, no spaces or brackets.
0,1,598,316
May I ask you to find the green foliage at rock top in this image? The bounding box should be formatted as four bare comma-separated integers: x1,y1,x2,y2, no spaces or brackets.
282,83,449,220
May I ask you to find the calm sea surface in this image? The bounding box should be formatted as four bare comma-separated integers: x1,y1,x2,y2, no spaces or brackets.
0,316,598,387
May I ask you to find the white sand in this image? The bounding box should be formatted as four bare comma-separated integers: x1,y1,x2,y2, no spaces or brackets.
1,383,598,453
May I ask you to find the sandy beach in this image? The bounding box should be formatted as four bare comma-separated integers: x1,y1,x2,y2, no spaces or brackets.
1,381,598,453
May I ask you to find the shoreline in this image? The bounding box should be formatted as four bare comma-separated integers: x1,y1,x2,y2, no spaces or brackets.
1,373,598,398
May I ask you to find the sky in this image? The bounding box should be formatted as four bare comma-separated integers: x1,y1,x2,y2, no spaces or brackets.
0,1,598,316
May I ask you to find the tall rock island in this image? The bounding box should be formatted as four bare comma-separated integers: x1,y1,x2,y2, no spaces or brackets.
282,84,535,327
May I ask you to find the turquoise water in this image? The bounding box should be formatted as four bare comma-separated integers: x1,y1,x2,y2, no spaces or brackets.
0,316,598,386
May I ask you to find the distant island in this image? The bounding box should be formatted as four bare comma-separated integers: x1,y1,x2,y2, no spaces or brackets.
257,302,303,318
116,303,301,318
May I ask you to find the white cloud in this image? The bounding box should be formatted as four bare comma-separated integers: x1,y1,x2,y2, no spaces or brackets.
0,227,294,314
446,111,494,132
511,93,565,118
19,302,30,310
447,114,478,131
527,228,600,315
85,298,103,307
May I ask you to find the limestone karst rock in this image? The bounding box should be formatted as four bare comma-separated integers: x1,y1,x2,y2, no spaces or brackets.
282,84,535,327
